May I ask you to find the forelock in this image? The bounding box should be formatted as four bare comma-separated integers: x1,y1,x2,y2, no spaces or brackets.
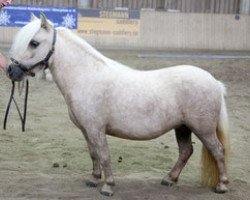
11,19,41,56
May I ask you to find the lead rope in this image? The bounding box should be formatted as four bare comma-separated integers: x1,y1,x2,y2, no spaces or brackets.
3,79,29,132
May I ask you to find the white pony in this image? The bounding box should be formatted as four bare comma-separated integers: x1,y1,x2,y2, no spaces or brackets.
7,14,230,196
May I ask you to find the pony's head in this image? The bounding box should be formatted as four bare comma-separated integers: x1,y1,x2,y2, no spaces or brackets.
7,13,56,81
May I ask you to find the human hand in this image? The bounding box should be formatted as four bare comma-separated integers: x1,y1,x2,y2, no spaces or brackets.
0,53,7,72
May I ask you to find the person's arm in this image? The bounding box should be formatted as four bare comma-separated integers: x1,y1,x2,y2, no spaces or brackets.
0,0,12,8
0,53,7,72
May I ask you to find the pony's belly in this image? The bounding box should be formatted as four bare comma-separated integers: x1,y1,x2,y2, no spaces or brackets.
106,123,174,140
106,105,180,140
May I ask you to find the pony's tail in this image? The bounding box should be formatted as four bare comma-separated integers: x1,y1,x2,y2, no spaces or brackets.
201,82,230,187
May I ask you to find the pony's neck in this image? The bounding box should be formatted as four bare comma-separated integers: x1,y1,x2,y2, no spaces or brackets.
55,27,107,67
50,28,107,90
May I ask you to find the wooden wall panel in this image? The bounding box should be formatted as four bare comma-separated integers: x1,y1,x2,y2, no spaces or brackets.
83,0,245,14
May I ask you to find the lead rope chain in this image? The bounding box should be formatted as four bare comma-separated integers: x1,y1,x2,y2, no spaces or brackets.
3,79,29,132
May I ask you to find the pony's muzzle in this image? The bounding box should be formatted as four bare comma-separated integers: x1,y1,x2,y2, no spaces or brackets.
7,64,25,82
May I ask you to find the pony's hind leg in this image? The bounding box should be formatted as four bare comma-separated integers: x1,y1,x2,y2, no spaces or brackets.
199,131,229,193
161,125,193,186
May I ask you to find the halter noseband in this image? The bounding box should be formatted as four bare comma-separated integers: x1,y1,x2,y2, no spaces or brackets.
10,28,57,77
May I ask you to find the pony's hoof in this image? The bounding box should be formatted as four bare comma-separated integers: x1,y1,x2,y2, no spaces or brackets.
215,183,228,193
85,176,99,188
100,184,114,196
86,180,98,188
161,178,176,187
161,180,174,186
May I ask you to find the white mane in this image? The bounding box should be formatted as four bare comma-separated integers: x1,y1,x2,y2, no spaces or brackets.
56,27,131,71
56,27,109,63
11,19,41,56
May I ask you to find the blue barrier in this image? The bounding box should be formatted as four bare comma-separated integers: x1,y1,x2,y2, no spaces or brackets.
0,4,77,29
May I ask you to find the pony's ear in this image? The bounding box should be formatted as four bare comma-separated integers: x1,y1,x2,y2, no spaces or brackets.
40,13,52,30
31,13,38,21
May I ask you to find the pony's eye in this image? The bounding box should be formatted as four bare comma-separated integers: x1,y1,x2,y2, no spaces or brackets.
29,40,40,48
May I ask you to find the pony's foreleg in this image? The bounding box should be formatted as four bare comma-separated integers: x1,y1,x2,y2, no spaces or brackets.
161,125,193,186
84,134,102,188
85,128,115,196
70,112,102,186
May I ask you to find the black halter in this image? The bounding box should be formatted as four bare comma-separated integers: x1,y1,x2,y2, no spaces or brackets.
4,28,56,132
10,28,57,76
